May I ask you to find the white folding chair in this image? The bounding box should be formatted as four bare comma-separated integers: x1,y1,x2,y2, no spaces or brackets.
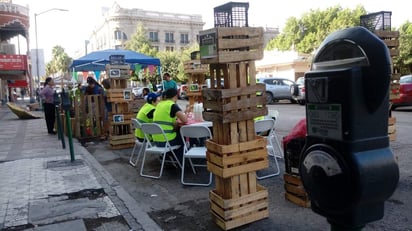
140,123,182,179
129,119,145,167
255,118,280,179
180,125,213,186
267,109,284,159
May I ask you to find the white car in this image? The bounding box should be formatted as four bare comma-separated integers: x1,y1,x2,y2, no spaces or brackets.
256,77,298,104
292,77,305,105
132,87,143,97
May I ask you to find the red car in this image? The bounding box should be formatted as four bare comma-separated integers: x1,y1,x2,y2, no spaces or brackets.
392,75,412,110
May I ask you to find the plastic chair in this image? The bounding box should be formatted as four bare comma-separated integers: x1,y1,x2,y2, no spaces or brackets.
267,109,284,158
139,123,182,179
180,125,213,186
129,119,145,167
255,118,280,179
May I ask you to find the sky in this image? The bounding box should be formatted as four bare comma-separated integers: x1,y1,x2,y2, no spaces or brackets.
10,0,412,62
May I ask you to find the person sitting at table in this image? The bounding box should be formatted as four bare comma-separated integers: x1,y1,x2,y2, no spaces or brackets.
152,88,187,162
135,92,161,142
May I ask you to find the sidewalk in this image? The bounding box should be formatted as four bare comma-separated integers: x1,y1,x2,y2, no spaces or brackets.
0,102,160,231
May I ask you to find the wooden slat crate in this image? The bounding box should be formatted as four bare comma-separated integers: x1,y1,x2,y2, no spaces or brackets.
109,120,134,149
128,99,146,113
109,78,128,89
210,184,269,230
74,95,105,140
106,64,130,79
205,61,269,230
283,173,311,208
199,27,264,64
390,82,400,100
206,136,268,178
202,84,267,123
388,116,396,142
107,89,133,103
184,60,209,73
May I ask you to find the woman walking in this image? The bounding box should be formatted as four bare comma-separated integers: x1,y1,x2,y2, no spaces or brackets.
39,77,56,135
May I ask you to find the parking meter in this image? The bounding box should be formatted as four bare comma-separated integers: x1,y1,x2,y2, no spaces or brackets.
299,26,399,229
61,89,75,161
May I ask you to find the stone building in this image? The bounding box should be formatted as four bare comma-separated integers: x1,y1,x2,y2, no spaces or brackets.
84,2,204,57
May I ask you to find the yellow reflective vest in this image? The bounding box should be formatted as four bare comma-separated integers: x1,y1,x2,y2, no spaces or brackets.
135,103,156,139
153,99,176,142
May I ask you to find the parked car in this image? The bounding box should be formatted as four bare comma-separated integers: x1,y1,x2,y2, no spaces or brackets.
391,74,412,110
292,76,305,105
132,87,143,97
256,77,298,104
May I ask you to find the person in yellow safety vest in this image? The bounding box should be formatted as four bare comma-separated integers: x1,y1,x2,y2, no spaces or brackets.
135,93,161,141
152,88,188,161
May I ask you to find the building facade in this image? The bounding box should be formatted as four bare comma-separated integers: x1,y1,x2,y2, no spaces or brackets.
0,0,31,102
83,3,204,58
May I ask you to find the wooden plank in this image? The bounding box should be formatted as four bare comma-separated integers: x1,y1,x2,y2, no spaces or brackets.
209,185,267,209
212,209,269,230
284,173,303,186
109,143,135,150
374,30,400,38
284,183,308,197
285,192,311,208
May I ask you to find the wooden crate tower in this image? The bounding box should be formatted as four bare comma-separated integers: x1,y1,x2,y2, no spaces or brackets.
201,9,268,227
184,57,209,107
106,64,135,149
361,11,399,141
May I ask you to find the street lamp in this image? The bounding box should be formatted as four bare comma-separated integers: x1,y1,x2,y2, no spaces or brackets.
34,8,68,90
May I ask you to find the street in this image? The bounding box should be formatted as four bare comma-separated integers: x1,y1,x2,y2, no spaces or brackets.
85,101,412,231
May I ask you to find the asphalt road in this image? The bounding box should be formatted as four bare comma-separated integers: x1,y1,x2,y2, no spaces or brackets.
85,101,412,231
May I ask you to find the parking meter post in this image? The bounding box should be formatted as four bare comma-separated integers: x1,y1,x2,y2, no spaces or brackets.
299,26,399,229
62,89,75,161
54,91,65,149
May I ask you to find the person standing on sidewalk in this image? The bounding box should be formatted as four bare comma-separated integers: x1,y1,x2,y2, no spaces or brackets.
39,77,56,135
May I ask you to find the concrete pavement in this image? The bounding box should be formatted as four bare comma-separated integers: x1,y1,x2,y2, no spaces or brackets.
0,102,160,231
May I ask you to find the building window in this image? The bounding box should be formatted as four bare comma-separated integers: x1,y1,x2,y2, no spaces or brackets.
149,31,159,42
165,32,174,43
114,30,127,40
180,33,189,44
151,46,159,52
165,46,174,52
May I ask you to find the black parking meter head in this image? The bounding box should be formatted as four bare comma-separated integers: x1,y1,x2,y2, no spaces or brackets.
300,26,399,228
61,88,71,111
53,90,60,106
311,26,392,112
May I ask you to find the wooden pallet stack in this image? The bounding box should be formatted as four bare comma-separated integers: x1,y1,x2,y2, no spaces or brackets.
184,59,208,106
373,30,400,141
106,64,135,149
360,12,400,141
73,94,105,142
201,26,269,230
283,137,310,208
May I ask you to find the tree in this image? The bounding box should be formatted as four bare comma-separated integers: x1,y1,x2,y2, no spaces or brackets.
46,45,72,79
266,5,367,54
395,21,412,74
124,22,158,57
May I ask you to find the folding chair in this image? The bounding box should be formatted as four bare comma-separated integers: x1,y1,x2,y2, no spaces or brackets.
255,118,280,179
267,109,284,159
129,119,145,167
139,123,182,179
180,125,213,186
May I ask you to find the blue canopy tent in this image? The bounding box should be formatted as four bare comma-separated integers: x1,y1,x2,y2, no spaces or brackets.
69,49,161,71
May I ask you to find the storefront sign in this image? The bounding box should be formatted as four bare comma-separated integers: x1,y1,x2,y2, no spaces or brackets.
0,54,27,70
